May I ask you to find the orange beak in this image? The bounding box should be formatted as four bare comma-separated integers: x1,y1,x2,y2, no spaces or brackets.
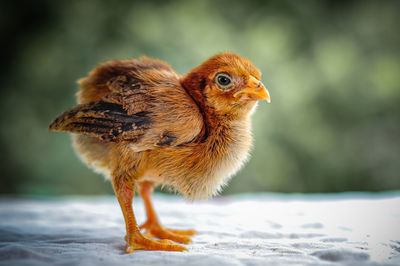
234,76,271,103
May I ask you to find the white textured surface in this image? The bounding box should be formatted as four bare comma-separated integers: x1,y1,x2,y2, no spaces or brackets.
0,193,399,266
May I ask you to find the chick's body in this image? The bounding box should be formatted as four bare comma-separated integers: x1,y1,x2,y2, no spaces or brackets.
49,52,270,253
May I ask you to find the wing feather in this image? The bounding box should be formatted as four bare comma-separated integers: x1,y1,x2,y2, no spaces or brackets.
49,58,204,151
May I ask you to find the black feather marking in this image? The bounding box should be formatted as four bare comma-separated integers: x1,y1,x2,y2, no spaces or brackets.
157,132,176,146
74,117,119,127
121,123,134,132
49,100,153,143
123,138,138,142
129,111,152,128
134,111,151,117
134,118,151,127
88,102,152,126
111,129,120,137
91,101,125,113
68,122,111,130
131,84,141,90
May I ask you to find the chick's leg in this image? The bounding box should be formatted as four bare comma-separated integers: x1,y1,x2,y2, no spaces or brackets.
138,181,197,244
113,177,187,253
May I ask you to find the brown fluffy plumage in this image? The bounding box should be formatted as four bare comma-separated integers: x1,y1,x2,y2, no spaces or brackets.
49,52,270,253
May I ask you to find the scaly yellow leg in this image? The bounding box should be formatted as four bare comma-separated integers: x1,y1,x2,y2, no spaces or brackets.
113,177,187,253
138,181,197,244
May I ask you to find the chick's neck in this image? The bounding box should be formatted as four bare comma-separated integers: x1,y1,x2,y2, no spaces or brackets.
181,77,253,143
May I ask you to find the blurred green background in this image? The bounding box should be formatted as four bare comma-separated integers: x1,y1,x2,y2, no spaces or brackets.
1,0,399,196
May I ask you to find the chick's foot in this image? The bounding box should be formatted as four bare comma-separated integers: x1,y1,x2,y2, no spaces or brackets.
139,220,197,244
125,231,188,253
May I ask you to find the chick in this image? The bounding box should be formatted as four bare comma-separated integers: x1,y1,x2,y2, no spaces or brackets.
49,52,270,253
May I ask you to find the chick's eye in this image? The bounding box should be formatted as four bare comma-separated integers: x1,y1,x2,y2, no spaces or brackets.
215,73,233,90
218,75,230,86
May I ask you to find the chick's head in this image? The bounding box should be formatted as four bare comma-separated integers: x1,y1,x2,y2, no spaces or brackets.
182,52,270,117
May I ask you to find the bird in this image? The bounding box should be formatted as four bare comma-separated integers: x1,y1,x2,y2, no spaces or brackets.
49,52,270,253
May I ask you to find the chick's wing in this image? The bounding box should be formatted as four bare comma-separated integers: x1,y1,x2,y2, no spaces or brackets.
49,60,204,151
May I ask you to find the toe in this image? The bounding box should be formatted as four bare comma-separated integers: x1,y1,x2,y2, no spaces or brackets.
126,233,188,253
150,228,193,244
169,229,197,236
